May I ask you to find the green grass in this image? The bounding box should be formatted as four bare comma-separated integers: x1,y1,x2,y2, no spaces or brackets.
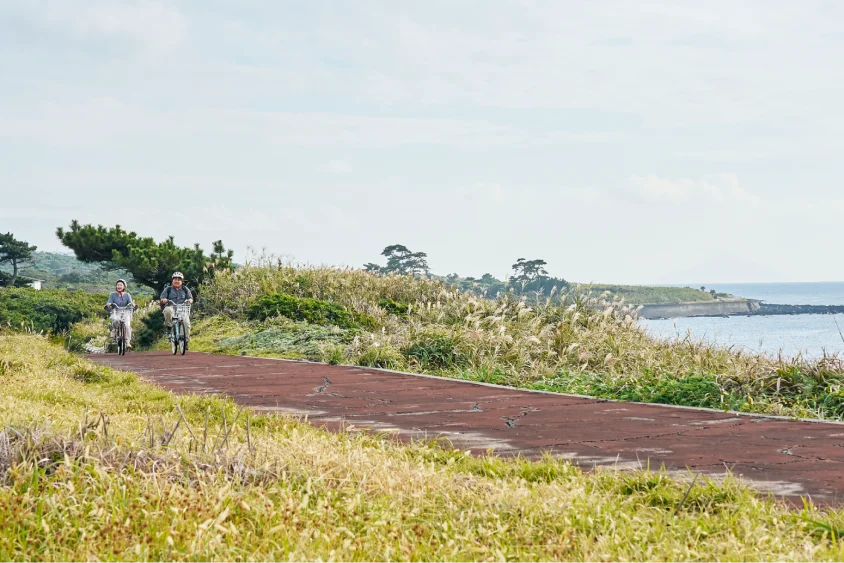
3,333,844,560
0,288,108,334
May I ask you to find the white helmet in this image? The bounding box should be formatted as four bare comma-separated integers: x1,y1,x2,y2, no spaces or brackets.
171,271,184,280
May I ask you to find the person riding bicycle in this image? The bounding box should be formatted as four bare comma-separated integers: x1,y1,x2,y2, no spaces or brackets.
160,272,194,348
104,279,137,347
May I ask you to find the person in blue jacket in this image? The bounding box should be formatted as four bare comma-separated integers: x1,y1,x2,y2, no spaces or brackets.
105,279,137,346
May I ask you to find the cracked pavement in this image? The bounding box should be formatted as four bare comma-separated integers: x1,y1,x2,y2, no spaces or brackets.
88,351,844,504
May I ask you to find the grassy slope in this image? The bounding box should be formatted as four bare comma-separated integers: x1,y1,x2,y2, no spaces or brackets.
1,251,152,295
2,333,844,561
192,265,844,421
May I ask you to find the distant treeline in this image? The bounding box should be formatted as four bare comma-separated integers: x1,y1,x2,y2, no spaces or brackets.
363,244,717,305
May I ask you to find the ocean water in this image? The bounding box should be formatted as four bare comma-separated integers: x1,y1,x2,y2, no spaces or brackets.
640,282,844,358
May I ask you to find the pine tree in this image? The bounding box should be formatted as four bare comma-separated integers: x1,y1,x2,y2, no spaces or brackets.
380,244,430,275
56,222,233,297
0,233,37,287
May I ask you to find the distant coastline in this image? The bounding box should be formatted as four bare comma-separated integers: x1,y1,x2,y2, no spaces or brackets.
638,299,844,320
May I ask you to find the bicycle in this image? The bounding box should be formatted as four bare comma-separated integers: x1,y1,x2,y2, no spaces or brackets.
167,301,191,356
108,305,135,355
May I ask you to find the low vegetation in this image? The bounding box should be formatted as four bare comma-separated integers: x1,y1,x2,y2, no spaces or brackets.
0,288,107,334
2,333,844,560
194,259,844,420
581,284,720,305
247,292,374,329
0,285,156,352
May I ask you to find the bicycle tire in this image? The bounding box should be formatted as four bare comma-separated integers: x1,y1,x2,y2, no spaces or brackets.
116,323,125,355
171,324,178,355
179,321,187,355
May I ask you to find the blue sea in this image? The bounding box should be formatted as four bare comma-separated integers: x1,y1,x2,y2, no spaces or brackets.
639,282,844,358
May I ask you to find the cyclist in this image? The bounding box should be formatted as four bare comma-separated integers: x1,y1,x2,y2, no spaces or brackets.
104,279,137,347
160,271,194,348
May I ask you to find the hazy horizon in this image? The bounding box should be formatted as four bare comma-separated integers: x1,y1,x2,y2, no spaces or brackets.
3,2,843,284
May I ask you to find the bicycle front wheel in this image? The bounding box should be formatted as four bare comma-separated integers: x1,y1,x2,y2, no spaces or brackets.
171,325,178,355
116,324,125,355
179,321,187,355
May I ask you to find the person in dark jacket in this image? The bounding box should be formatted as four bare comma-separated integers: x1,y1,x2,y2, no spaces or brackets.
160,271,194,345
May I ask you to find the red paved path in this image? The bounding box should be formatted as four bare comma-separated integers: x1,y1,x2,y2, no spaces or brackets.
87,351,844,504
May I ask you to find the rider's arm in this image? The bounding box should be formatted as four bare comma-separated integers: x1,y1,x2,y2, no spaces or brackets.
159,286,169,306
185,286,193,304
105,292,116,310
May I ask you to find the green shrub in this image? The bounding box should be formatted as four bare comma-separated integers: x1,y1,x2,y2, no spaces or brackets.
378,298,410,316
535,371,724,410
356,345,406,370
403,332,468,370
0,272,34,287
325,345,346,365
137,309,165,349
247,293,361,328
616,374,723,408
0,288,106,333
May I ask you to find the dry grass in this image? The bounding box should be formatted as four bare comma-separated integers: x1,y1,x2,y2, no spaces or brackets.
3,333,844,561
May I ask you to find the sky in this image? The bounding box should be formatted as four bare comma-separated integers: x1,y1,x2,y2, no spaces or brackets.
2,1,843,284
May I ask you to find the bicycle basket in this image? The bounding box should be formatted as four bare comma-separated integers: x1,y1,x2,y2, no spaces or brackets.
110,307,133,322
173,303,191,319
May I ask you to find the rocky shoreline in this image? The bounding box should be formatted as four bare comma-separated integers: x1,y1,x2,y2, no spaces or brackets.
638,299,844,320
749,303,844,316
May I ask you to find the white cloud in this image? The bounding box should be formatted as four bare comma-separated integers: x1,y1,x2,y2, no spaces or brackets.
0,98,626,149
557,186,605,205
76,1,185,52
627,174,760,205
457,182,509,202
0,206,78,221
292,2,844,130
3,2,844,283
19,0,186,55
455,183,605,209
328,159,353,174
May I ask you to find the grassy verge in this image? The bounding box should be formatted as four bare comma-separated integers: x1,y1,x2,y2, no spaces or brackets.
2,333,844,561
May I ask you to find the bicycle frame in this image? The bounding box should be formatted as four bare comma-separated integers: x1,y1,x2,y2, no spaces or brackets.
109,306,133,355
169,303,191,355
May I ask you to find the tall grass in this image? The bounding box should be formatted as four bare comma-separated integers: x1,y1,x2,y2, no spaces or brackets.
2,333,844,560
197,257,844,420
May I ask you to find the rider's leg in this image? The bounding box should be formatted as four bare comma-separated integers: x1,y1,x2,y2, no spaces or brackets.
163,306,174,328
111,319,121,339
183,314,191,342
123,318,133,347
